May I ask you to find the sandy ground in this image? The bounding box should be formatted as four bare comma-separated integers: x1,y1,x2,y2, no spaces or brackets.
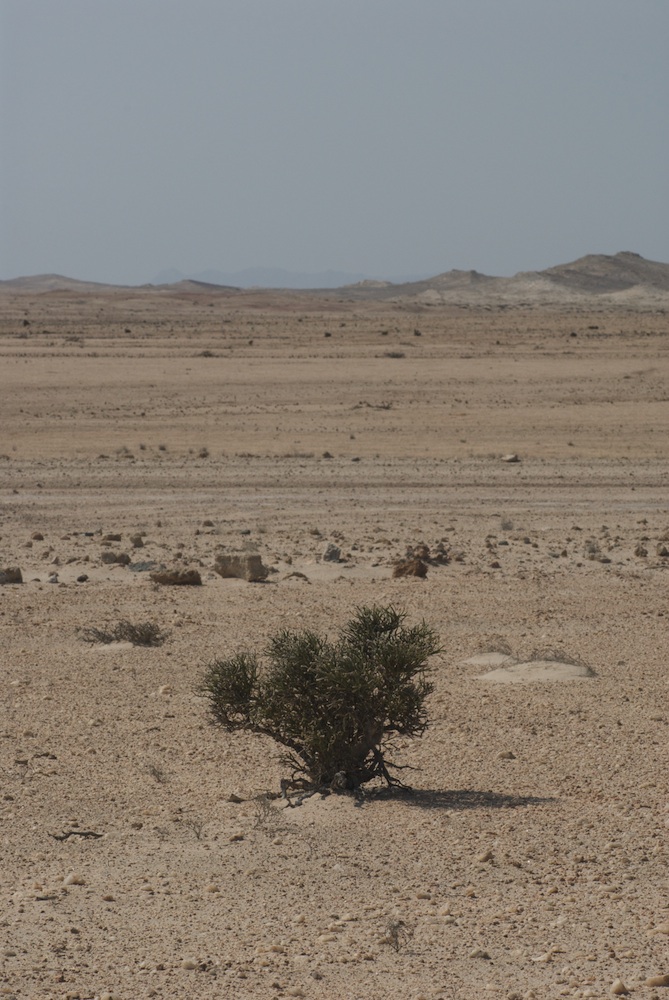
0,287,668,1000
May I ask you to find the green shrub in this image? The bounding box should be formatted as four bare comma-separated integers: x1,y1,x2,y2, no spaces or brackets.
201,605,439,793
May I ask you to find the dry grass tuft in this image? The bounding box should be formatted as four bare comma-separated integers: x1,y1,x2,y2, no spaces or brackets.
80,619,168,647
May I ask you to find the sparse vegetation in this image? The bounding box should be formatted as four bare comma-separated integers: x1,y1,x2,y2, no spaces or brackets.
201,605,439,794
80,619,168,647
147,763,169,784
183,817,206,840
385,919,414,951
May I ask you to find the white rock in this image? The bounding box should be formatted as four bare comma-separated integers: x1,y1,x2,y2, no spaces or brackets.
63,873,85,886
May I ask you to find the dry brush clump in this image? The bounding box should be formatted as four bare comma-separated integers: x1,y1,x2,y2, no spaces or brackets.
200,605,440,794
80,619,168,647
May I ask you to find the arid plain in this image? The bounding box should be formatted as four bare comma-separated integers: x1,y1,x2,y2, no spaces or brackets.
1,259,668,1000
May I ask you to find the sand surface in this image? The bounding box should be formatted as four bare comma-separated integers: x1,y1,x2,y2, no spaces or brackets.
0,285,668,999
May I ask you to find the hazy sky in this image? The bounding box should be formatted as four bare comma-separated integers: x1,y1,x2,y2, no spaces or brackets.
1,1,667,285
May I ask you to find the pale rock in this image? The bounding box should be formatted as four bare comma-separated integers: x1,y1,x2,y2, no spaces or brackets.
645,974,669,987
214,553,268,582
63,873,85,886
181,958,198,970
610,979,629,996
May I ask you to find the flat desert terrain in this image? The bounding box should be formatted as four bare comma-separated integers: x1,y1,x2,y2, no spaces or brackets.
0,270,668,999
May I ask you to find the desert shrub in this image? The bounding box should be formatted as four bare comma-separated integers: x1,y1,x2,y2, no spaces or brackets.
81,619,168,647
200,605,439,793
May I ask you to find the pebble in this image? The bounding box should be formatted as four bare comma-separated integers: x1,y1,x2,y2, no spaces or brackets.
610,980,629,996
229,831,244,842
477,849,494,863
63,873,85,886
286,989,306,998
651,921,669,936
645,975,669,987
416,890,432,899
497,750,516,760
181,958,198,970
469,948,491,959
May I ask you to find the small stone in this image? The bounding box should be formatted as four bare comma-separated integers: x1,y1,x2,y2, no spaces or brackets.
497,750,516,760
469,947,491,959
0,567,22,585
150,568,202,586
63,873,85,886
227,792,244,803
651,921,669,936
645,975,669,987
181,958,198,970
286,989,305,998
657,544,669,557
610,979,629,995
477,849,494,863
322,542,341,562
416,891,432,899
501,453,520,463
392,557,428,578
229,831,244,842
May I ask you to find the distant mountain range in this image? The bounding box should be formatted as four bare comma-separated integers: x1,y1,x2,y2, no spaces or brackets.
150,266,427,288
3,252,669,305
